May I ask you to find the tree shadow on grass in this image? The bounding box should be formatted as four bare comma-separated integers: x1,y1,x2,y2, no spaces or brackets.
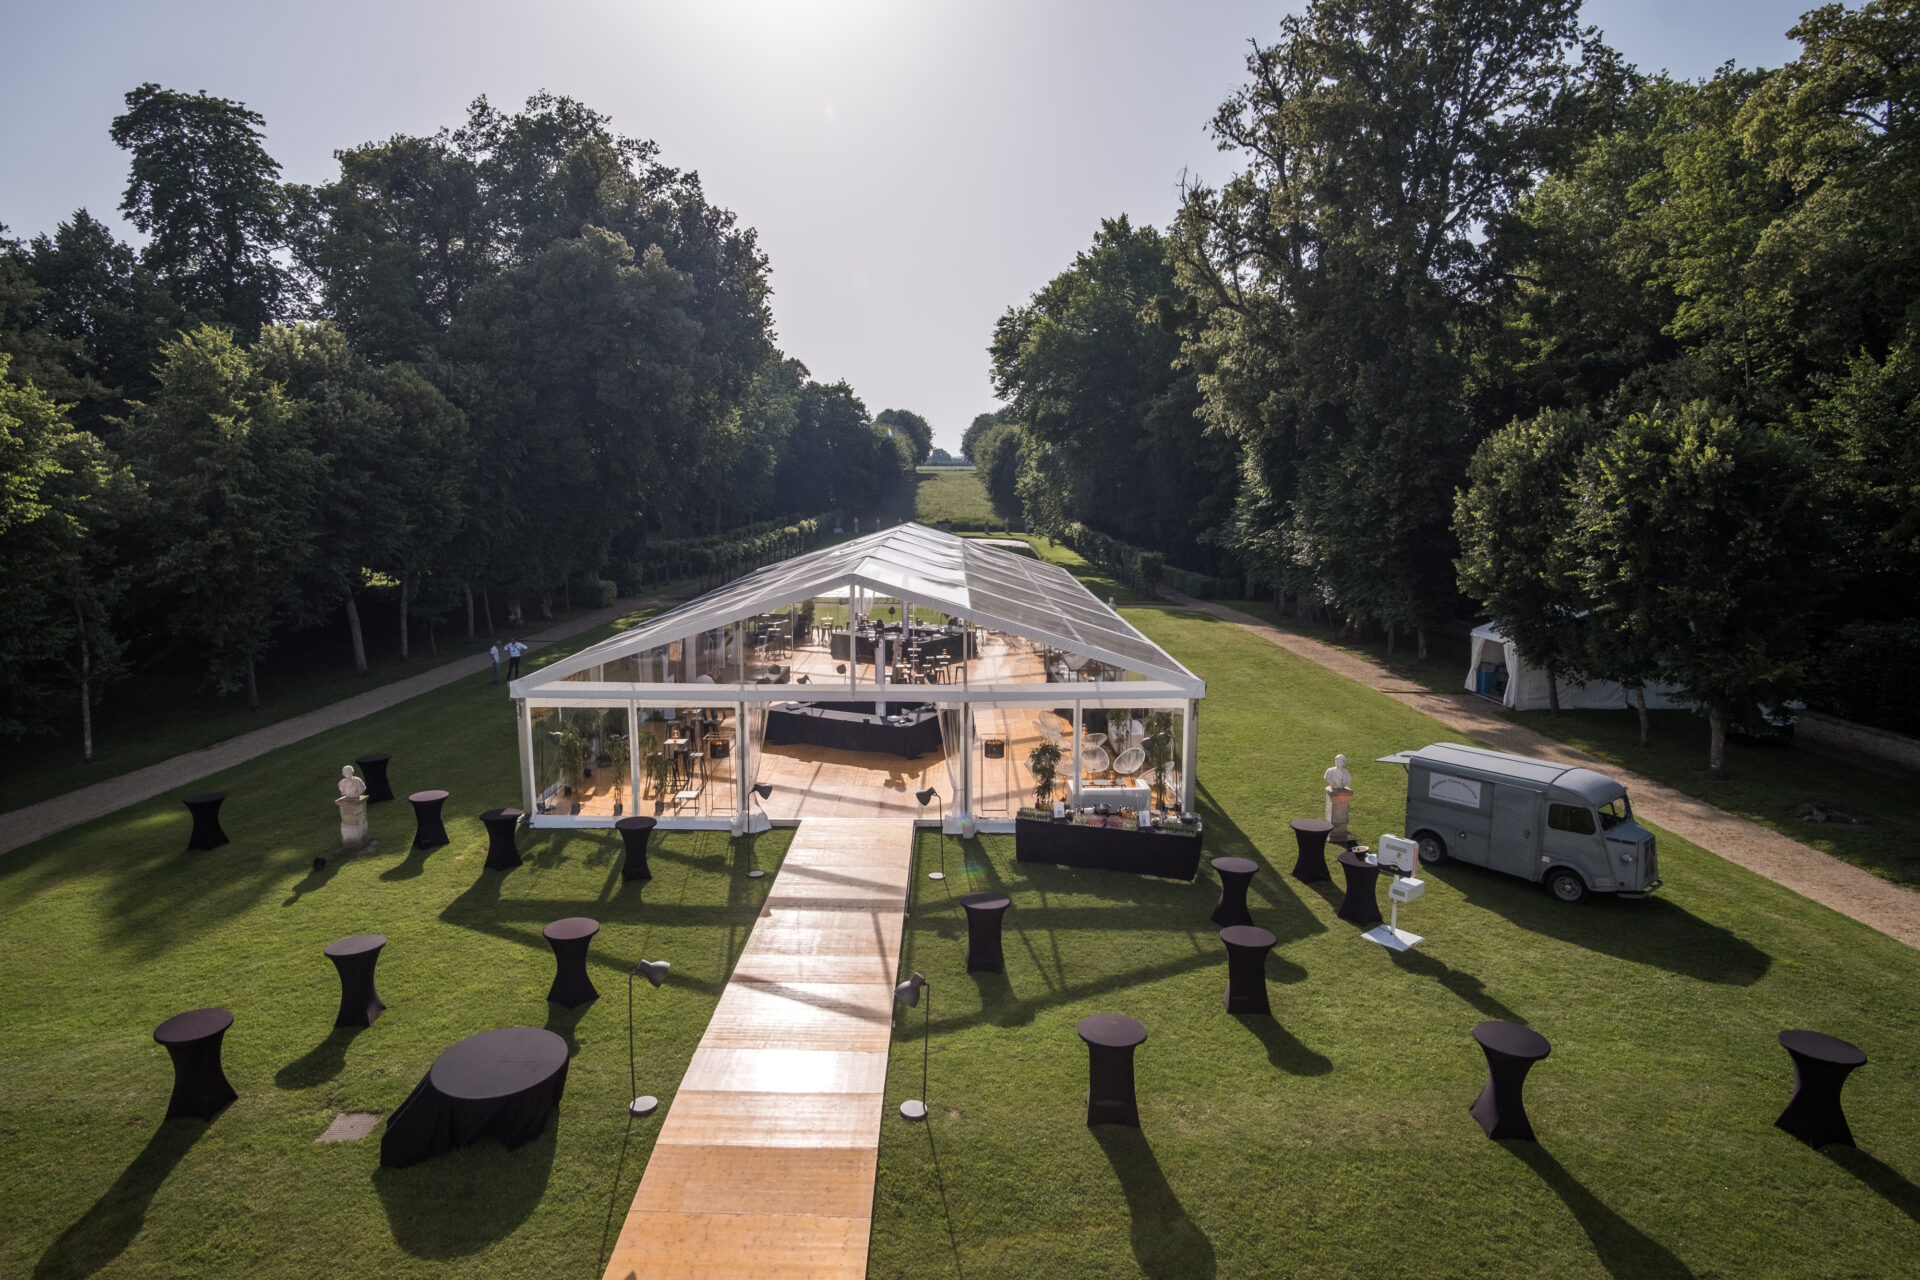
1092,1126,1216,1279
1825,1147,1920,1225
275,1026,363,1090
1388,948,1524,1023
1506,1143,1692,1279
1230,1012,1332,1075
33,1119,208,1279
371,1113,557,1259
1195,784,1326,945
1424,863,1771,985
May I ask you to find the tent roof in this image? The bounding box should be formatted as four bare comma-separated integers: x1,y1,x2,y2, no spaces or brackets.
525,522,1204,694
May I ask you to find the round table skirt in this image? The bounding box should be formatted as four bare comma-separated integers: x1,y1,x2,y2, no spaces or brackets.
380,1027,569,1168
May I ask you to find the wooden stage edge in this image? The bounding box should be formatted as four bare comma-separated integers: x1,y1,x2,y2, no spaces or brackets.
601,816,916,1280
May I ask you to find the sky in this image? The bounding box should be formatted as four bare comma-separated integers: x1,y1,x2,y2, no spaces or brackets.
3,0,1813,452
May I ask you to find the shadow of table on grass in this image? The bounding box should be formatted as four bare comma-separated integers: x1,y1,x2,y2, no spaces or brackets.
1094,1127,1216,1279
1231,1013,1332,1075
34,1119,208,1279
372,1115,558,1259
275,1026,363,1090
1825,1147,1920,1226
1507,1143,1692,1279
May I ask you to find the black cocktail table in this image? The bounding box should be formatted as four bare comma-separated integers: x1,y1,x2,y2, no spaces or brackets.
408,789,449,850
543,917,600,1007
1219,925,1277,1015
616,815,658,882
1209,857,1258,927
379,1026,569,1167
354,752,394,802
153,1007,237,1120
1078,1013,1148,1127
1775,1029,1868,1149
182,791,228,851
1469,1020,1551,1141
958,892,1011,973
480,808,523,871
1289,819,1332,883
325,934,387,1027
1336,850,1384,926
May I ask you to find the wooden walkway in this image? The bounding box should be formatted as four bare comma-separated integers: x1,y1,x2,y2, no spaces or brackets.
602,817,916,1280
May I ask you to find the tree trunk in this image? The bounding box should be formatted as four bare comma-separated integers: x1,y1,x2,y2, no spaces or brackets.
1634,686,1651,748
464,579,475,641
1386,623,1396,656
398,571,411,661
540,592,553,620
1546,667,1562,717
76,605,93,764
344,590,368,675
483,586,495,639
245,648,259,709
564,580,571,613
1417,625,1428,662
1707,704,1728,776
428,617,437,656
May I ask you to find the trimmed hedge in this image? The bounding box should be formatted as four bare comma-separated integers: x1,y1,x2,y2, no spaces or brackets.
612,515,828,593
1049,522,1241,599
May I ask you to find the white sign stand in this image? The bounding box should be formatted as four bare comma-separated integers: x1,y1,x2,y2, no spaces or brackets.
1363,833,1425,952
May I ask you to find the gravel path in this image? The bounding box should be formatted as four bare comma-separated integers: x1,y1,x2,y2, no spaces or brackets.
0,596,673,856
1160,591,1920,950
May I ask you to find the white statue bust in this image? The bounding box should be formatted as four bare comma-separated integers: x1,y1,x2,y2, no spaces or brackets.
338,765,367,800
1324,754,1352,792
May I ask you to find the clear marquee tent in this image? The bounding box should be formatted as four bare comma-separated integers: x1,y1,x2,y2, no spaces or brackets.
1466,622,1687,712
509,523,1206,832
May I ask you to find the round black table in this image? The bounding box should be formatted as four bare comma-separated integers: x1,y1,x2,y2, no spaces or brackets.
959,892,1012,973
1775,1029,1868,1149
480,808,523,871
153,1007,237,1120
1469,1020,1552,1141
1219,925,1277,1015
543,917,600,1007
182,791,228,851
354,752,395,802
325,934,387,1027
616,815,658,883
1336,850,1384,926
1289,819,1333,883
1209,857,1258,927
1078,1013,1148,1128
408,789,450,850
378,1026,570,1168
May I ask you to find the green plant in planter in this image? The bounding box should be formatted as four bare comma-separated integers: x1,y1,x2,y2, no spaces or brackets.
553,724,590,793
643,744,672,812
1142,710,1176,809
606,732,631,807
1029,740,1062,808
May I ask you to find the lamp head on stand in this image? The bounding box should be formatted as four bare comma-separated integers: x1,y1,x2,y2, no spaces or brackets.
915,788,945,880
628,957,672,1117
744,782,774,851
893,972,930,1120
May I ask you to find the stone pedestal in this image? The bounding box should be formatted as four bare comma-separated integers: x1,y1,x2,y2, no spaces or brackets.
336,796,370,851
1325,786,1352,844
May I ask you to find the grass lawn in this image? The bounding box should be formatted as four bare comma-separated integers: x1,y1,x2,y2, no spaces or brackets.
0,645,788,1279
869,607,1920,1278
914,467,1000,527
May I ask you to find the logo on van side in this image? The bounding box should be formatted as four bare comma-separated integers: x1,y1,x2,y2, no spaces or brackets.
1428,773,1483,808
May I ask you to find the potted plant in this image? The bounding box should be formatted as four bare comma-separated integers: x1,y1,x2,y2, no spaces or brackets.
554,724,590,795
643,744,672,814
1029,740,1062,809
606,732,631,812
1142,710,1176,810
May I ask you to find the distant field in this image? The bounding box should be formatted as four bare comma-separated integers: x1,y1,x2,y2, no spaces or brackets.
914,467,998,526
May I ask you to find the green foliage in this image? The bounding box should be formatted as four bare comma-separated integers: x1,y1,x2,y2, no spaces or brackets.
1049,521,1240,598
1027,739,1061,806
1803,620,1920,737
968,420,1025,520
913,467,996,527
612,515,825,593
874,407,934,465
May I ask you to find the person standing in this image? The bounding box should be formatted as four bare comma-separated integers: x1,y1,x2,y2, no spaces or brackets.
506,638,527,679
489,640,502,684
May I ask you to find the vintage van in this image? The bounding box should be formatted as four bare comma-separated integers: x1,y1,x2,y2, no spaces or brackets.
1378,743,1660,903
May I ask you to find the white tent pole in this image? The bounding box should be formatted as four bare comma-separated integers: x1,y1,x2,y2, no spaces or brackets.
518,698,536,817
876,631,888,717
959,702,972,829
1181,698,1198,814
627,702,641,812
735,699,749,829
1071,700,1083,807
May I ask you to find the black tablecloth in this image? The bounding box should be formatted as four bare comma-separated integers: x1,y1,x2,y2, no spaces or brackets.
154,1007,237,1120
959,892,1011,973
325,934,387,1027
764,704,942,758
830,627,973,664
481,808,523,871
616,815,657,883
355,753,394,803
1078,1013,1148,1127
1015,818,1202,881
1775,1029,1868,1149
1469,1020,1551,1142
183,791,228,851
380,1027,569,1168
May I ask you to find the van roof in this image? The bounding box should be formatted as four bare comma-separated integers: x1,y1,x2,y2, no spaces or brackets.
1409,743,1626,804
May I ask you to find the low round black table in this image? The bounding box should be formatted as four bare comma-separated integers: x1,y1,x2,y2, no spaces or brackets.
1336,849,1384,926
1209,857,1258,927
616,815,658,883
182,791,228,851
1219,925,1277,1015
1289,819,1333,883
1078,1013,1148,1128
1469,1020,1552,1141
325,934,387,1027
1775,1029,1867,1149
378,1026,569,1168
481,808,523,871
408,789,450,850
354,752,395,802
543,917,600,1007
959,892,1011,973
153,1007,237,1120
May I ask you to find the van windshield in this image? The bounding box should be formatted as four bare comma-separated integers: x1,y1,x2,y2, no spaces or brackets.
1599,797,1632,829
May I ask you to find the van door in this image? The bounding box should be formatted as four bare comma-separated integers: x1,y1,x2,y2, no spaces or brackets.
1545,803,1611,889
1488,787,1537,879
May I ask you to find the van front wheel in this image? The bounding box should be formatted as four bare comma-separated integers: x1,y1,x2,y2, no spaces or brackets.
1414,831,1449,866
1546,868,1589,904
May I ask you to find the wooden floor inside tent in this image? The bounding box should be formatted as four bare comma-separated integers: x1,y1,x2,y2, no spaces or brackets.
600,817,915,1280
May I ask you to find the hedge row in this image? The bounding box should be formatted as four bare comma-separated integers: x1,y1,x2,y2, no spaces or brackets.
1049,522,1242,599
613,515,828,592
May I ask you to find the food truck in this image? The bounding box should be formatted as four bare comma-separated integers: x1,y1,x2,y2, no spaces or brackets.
1377,743,1660,903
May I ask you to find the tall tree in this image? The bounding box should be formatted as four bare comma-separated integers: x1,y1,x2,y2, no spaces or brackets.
874,408,934,466
110,84,289,335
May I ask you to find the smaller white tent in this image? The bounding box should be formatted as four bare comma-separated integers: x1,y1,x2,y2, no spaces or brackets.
1466,623,1688,712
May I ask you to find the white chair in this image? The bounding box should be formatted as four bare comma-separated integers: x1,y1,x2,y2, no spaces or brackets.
1081,745,1111,779
1112,746,1146,784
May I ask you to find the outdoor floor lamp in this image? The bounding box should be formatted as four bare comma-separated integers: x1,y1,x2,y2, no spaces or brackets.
916,787,946,881
628,958,671,1117
746,782,773,856
893,971,930,1121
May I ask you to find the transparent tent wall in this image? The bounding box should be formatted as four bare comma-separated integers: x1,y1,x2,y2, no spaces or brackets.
1064,704,1185,813
532,705,635,818
635,703,738,818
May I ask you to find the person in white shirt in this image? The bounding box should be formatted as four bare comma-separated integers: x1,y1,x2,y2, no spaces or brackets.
505,639,528,679
489,641,502,683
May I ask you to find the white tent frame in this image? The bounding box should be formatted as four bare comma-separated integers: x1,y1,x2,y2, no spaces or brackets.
510,523,1205,832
